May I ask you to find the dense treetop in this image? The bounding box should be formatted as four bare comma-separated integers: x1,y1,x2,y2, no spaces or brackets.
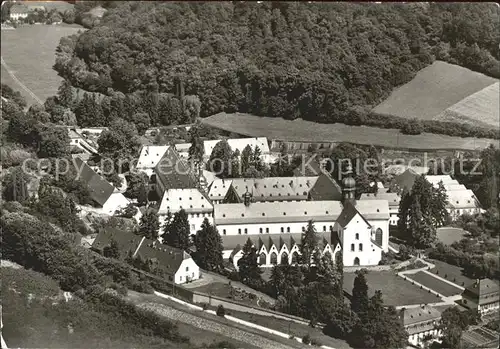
55,2,499,127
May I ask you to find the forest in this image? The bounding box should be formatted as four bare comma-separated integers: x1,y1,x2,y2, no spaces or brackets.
52,1,500,138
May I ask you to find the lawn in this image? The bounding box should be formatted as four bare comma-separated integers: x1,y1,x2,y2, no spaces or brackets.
408,271,463,296
1,24,83,107
190,282,261,307
372,61,497,126
427,259,475,288
436,227,468,246
226,309,353,348
201,112,498,151
343,271,442,307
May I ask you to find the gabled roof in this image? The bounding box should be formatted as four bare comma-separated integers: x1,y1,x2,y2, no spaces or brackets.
309,173,343,201
384,165,429,176
208,179,233,200
134,239,192,276
447,189,481,209
221,231,340,253
158,188,213,215
214,201,343,225
354,199,391,219
154,146,197,190
464,279,499,301
136,145,169,170
392,169,419,193
336,201,372,228
74,157,114,207
91,228,144,259
401,305,441,330
360,192,400,208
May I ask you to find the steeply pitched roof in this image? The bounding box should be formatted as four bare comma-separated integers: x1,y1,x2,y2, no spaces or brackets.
136,145,169,170
221,231,340,252
384,165,429,176
392,169,419,192
214,201,344,225
154,146,197,190
158,188,213,214
309,173,343,201
360,192,400,208
91,228,144,259
447,189,481,209
135,239,192,276
336,201,363,228
464,279,499,302
354,199,391,219
401,305,441,331
74,157,114,207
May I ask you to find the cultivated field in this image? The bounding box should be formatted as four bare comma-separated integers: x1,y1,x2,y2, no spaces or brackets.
202,112,498,151
427,259,475,288
343,271,441,307
1,24,83,106
372,61,498,126
435,82,499,129
408,271,463,296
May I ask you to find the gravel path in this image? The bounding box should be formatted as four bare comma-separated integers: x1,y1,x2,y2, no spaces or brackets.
138,302,300,349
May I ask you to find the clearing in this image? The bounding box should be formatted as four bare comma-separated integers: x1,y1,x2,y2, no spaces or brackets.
343,270,441,307
372,61,498,128
427,259,475,288
407,271,463,297
1,24,83,107
201,112,498,151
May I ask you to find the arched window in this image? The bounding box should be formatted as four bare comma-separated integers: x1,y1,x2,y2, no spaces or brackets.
323,226,326,232
292,252,299,264
375,228,383,246
280,227,284,233
281,252,289,265
259,228,263,234
223,229,226,235
270,252,278,265
286,227,290,233
351,244,355,252
238,229,241,235
355,233,359,240
354,257,360,266
259,252,267,265
244,228,248,234
359,243,363,252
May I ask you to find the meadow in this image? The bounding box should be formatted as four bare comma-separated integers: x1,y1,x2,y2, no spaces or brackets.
1,24,83,107
428,259,475,288
343,270,442,307
202,112,498,151
408,271,463,297
372,61,498,127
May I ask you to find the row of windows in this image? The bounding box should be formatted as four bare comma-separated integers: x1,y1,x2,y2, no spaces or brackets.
222,225,335,235
188,212,212,219
350,243,363,252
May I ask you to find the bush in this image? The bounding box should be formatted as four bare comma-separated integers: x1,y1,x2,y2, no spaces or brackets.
302,334,311,345
311,338,323,347
130,281,154,294
216,304,225,317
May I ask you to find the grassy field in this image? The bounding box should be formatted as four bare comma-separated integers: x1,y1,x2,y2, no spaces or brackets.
435,82,499,129
201,112,498,151
436,227,468,246
1,266,191,349
343,271,442,307
226,310,352,348
1,24,83,106
372,61,498,126
408,271,463,296
428,259,475,288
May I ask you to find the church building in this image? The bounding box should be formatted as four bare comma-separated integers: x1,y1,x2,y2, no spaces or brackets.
214,166,390,268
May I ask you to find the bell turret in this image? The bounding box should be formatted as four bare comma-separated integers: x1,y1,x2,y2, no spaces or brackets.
243,189,252,207
342,164,356,204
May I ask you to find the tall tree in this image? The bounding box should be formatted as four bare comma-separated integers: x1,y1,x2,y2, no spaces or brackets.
37,126,70,158
188,125,205,176
206,140,233,178
57,79,74,108
351,268,369,315
138,208,160,240
300,220,318,269
103,238,120,259
194,218,223,271
237,239,262,286
241,144,253,174
162,209,191,251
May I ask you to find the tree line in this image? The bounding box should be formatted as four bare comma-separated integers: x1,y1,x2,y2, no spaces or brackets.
52,2,499,138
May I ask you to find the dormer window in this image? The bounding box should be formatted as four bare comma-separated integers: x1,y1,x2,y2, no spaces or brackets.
283,212,286,215
222,214,226,217
241,213,245,217
304,211,307,215
262,213,265,216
